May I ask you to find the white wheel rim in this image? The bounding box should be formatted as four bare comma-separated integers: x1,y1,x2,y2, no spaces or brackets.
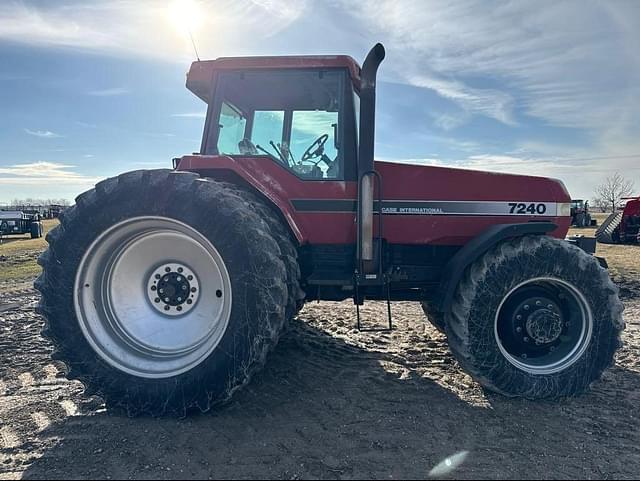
74,216,233,379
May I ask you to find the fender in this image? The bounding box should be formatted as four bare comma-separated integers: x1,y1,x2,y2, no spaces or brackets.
436,222,557,313
176,155,305,243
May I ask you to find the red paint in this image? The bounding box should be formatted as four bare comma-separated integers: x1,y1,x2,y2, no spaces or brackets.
621,197,640,240
622,197,640,217
177,155,571,246
187,56,361,102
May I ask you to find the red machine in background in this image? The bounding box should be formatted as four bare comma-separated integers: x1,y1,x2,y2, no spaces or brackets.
596,196,640,244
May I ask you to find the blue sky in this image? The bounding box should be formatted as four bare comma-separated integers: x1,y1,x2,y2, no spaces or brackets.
0,0,639,202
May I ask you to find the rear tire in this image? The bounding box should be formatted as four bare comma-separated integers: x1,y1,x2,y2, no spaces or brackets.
421,301,446,334
445,235,623,399
35,170,295,416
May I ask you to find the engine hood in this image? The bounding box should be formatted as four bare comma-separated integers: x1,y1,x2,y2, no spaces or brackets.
375,160,571,204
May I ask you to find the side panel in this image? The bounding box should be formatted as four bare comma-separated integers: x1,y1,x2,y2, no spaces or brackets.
177,155,571,245
177,155,357,244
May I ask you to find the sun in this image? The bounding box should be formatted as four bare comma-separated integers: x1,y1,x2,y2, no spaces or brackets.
167,0,204,34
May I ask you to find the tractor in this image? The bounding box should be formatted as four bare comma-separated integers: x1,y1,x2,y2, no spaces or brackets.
596,196,640,244
36,44,624,416
0,210,43,239
570,199,595,227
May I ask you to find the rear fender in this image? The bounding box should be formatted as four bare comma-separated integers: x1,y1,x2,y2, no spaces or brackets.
436,222,557,313
177,156,304,244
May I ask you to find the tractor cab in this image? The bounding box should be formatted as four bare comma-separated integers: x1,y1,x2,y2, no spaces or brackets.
187,56,362,181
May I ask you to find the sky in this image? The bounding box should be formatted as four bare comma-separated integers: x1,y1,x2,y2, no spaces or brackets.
0,0,639,203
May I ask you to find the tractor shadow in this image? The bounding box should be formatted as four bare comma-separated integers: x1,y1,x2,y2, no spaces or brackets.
21,312,640,480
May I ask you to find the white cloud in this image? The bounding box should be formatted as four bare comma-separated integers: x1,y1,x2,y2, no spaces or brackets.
87,87,129,96
0,162,100,186
171,112,207,119
24,129,62,138
0,0,307,62
340,0,640,131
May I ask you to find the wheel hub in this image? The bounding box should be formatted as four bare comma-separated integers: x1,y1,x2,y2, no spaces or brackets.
147,263,200,316
495,278,593,375
526,308,563,344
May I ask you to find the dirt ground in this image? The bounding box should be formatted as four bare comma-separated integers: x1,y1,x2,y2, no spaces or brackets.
0,223,638,480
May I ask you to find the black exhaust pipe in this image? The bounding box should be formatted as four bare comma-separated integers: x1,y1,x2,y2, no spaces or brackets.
358,43,386,176
357,43,385,267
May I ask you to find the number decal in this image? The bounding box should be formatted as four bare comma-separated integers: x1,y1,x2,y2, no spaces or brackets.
508,203,548,215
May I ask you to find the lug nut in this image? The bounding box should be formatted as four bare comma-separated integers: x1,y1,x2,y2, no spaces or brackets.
155,274,161,280
178,267,183,273
164,306,170,311
154,298,160,303
524,337,530,343
159,288,164,294
536,300,542,306
216,290,223,298
177,297,182,302
165,297,170,302
187,275,193,281
177,276,182,282
182,285,187,290
191,287,197,293
187,299,193,305
177,306,183,312
516,315,522,321
516,327,522,333
524,305,530,310
165,267,171,272
151,286,156,291
547,304,554,309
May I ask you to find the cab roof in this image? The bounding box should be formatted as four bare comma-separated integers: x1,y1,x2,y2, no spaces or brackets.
186,55,362,103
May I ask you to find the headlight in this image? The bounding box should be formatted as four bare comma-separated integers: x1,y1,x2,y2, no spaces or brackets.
558,203,572,217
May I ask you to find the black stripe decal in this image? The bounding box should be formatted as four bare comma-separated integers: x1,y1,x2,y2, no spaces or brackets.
290,199,561,216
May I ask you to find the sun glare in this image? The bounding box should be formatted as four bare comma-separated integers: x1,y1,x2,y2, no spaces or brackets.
167,0,204,34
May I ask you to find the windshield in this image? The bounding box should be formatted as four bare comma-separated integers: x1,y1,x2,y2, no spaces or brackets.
210,69,345,179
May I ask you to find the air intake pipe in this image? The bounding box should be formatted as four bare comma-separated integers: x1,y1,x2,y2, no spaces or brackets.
357,43,386,268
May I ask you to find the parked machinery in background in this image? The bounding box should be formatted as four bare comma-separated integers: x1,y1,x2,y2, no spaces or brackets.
596,196,640,244
570,199,596,227
0,211,43,239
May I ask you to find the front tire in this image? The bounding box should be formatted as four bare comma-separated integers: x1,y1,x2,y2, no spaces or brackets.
36,170,294,416
445,235,624,399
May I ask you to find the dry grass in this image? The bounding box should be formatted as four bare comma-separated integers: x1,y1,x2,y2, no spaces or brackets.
0,219,59,283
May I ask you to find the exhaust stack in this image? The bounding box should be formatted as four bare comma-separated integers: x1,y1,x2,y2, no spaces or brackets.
357,43,386,266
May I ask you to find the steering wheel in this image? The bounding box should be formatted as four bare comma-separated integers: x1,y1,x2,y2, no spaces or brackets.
301,134,329,163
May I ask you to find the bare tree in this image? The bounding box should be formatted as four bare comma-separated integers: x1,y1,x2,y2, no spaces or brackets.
594,172,635,213
590,197,608,213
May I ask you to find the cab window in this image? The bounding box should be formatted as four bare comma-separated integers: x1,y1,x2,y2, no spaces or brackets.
209,69,348,180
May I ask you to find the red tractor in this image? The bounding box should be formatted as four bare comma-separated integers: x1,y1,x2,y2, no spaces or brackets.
596,196,640,244
36,44,623,416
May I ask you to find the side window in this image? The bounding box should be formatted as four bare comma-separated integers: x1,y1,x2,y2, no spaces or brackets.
217,102,246,154
290,110,340,178
251,111,285,152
